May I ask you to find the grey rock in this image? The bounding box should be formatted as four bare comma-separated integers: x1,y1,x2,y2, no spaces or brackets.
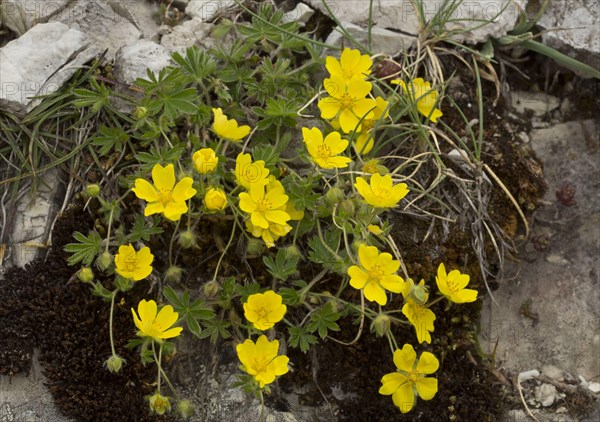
9,170,62,267
542,364,564,381
537,0,600,72
588,382,600,394
114,39,174,84
326,22,416,57
535,383,558,407
282,2,314,25
307,0,526,50
0,22,87,114
186,0,236,22
160,18,216,53
0,0,70,35
50,0,142,60
510,90,560,117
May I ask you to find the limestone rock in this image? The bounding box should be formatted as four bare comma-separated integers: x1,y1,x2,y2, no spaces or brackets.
114,39,174,85
0,0,70,35
537,0,600,72
326,22,416,57
535,383,558,407
160,18,216,53
0,22,87,114
307,0,526,51
282,3,314,25
186,0,236,22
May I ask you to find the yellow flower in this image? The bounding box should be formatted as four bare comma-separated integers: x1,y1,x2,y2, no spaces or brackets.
347,244,405,306
354,96,389,155
132,164,197,221
212,107,251,142
302,127,352,169
436,263,478,303
401,278,436,344
239,184,290,230
367,224,383,235
379,344,439,413
236,335,289,388
325,47,372,81
243,291,287,330
392,78,443,123
318,75,376,133
245,219,292,248
235,153,270,190
114,244,154,281
148,392,171,415
355,173,409,208
192,148,218,174
131,299,183,343
204,188,228,211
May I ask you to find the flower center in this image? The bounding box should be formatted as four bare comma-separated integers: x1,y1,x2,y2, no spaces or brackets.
158,187,173,205
256,198,272,212
368,264,385,281
408,371,419,384
255,306,269,321
316,144,332,158
338,93,356,110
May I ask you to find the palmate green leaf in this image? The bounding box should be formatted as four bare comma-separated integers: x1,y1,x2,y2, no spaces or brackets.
72,78,112,113
306,303,341,339
288,325,317,353
280,280,307,306
134,143,185,171
129,215,163,242
263,248,299,281
172,46,217,84
282,175,320,210
64,230,103,266
235,281,262,303
199,317,231,344
147,87,199,121
93,125,130,156
307,228,346,273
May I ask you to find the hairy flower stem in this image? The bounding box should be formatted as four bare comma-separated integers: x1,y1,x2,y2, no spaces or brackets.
109,289,118,357
105,208,114,253
211,218,237,283
152,341,163,393
168,219,181,266
259,390,265,422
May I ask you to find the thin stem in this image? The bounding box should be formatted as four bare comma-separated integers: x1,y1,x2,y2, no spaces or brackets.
168,219,181,266
211,218,237,282
109,289,118,356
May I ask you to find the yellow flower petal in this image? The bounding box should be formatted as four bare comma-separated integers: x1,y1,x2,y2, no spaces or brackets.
393,344,416,372
348,266,368,289
379,372,407,395
364,280,387,305
132,179,159,202
416,351,440,374
415,377,438,401
392,382,416,413
172,177,196,202
152,164,176,193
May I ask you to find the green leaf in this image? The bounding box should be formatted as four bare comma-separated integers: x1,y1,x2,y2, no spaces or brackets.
307,229,346,273
172,46,217,83
283,175,320,210
235,282,262,303
288,325,317,353
64,231,103,266
306,303,341,339
279,280,307,306
129,215,163,242
134,143,185,171
188,298,215,320
186,313,202,338
72,78,112,113
263,248,299,281
163,285,186,311
92,125,130,156
199,318,231,344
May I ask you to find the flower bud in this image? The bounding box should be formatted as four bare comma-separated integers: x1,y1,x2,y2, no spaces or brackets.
148,392,171,415
204,188,228,211
371,313,391,337
339,199,355,216
164,266,183,283
203,280,220,298
77,267,94,283
96,251,113,271
192,148,219,174
325,187,345,204
176,399,194,419
406,279,429,306
285,245,301,260
85,183,101,197
367,224,383,235
134,106,147,119
178,230,197,249
245,238,265,259
104,354,125,373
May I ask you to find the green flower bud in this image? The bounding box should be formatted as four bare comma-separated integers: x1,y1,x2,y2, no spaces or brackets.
203,280,220,298
105,354,125,373
371,313,391,337
164,266,183,283
96,251,113,271
178,230,197,249
176,399,194,420
245,238,265,259
285,245,301,260
148,392,171,415
339,199,355,216
406,281,429,306
325,187,345,204
77,267,94,283
85,184,101,197
134,106,147,119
